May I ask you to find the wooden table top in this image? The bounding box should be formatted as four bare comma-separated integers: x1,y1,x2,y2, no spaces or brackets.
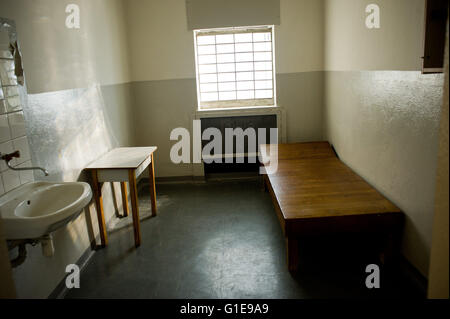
86,147,157,170
261,142,401,220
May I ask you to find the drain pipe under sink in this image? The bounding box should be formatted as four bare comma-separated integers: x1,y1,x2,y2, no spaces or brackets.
7,234,55,268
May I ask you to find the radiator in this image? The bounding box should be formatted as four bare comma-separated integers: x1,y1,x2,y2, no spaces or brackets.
200,114,277,173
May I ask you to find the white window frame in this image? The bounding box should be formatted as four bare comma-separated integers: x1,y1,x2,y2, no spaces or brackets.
193,25,277,110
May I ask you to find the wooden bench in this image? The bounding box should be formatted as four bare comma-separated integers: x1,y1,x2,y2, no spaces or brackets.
260,142,404,271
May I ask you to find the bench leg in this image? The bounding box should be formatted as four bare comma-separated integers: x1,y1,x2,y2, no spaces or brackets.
286,237,299,272
380,231,402,270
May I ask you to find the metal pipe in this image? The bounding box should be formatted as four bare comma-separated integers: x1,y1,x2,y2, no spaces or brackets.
5,160,49,176
10,243,27,268
7,239,38,268
0,151,49,176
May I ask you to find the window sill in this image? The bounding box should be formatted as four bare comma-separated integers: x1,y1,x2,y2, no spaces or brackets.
198,104,277,111
195,105,281,118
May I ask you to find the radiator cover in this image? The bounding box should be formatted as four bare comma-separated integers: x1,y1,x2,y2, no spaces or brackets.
200,114,277,174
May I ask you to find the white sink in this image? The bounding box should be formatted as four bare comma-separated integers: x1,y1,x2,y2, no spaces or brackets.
0,182,92,240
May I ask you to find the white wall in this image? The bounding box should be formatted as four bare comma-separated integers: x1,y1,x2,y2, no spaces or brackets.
324,71,443,276
324,0,425,71
126,0,324,82
0,0,132,94
276,0,324,73
125,0,195,82
323,0,445,276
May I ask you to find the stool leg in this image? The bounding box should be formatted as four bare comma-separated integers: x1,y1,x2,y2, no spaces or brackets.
91,170,107,247
120,182,129,217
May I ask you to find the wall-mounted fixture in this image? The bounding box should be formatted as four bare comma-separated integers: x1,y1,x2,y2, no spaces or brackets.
1,151,49,176
0,18,24,86
422,0,449,74
0,181,92,267
7,235,53,268
1,17,35,197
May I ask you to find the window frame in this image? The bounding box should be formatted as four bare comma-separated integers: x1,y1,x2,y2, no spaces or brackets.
193,25,277,110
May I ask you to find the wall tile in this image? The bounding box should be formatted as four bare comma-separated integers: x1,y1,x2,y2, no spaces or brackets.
12,136,30,166
4,86,19,97
0,113,11,143
0,99,6,114
0,51,13,59
0,36,31,196
7,111,26,138
0,174,4,195
0,140,13,172
18,160,34,184
0,59,17,86
5,95,21,112
1,169,20,192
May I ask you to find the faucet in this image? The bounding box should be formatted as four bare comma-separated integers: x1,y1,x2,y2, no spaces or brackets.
0,151,49,176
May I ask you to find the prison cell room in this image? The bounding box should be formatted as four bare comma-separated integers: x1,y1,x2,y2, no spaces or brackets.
0,0,448,302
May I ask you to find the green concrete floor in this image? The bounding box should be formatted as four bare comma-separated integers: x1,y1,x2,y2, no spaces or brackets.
65,179,423,299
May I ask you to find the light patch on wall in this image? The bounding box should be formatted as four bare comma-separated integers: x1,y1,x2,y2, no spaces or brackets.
24,85,117,182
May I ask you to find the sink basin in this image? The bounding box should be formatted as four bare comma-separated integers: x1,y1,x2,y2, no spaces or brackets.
0,182,92,240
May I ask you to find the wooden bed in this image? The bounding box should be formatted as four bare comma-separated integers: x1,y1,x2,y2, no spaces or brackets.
260,142,404,271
